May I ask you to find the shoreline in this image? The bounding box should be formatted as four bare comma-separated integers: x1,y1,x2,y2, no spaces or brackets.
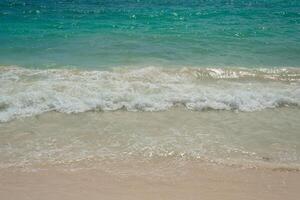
1,108,300,170
1,108,299,199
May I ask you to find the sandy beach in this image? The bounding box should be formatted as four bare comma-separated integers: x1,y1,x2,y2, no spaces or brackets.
1,164,300,200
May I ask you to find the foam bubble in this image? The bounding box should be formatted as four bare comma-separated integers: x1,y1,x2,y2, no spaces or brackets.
0,66,299,122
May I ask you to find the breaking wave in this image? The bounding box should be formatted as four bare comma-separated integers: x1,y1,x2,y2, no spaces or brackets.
0,66,300,122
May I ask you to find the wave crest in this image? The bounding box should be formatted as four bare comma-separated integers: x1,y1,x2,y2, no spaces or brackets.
0,66,300,122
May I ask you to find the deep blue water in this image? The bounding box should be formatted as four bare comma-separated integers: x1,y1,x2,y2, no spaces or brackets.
0,0,300,69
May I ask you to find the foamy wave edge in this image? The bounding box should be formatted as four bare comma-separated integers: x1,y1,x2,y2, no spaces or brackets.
1,65,300,122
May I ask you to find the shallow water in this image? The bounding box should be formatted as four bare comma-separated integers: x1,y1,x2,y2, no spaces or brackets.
0,108,299,173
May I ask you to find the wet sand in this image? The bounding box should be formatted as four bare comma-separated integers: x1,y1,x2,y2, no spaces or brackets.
1,164,300,200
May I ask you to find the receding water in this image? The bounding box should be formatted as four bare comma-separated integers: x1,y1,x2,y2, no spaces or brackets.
0,108,300,173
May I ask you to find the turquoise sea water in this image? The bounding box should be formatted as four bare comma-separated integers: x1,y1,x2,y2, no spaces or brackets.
1,1,300,170
0,0,300,122
1,0,300,69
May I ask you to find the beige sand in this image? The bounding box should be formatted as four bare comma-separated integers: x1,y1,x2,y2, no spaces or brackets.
1,164,299,200
1,109,300,199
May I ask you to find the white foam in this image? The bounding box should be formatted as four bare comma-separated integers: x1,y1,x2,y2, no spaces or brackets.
0,66,300,122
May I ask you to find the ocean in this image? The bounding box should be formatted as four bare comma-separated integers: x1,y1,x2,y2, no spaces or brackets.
1,0,300,68
0,0,300,174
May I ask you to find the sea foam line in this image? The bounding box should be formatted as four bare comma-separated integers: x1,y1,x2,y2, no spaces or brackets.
0,66,300,122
